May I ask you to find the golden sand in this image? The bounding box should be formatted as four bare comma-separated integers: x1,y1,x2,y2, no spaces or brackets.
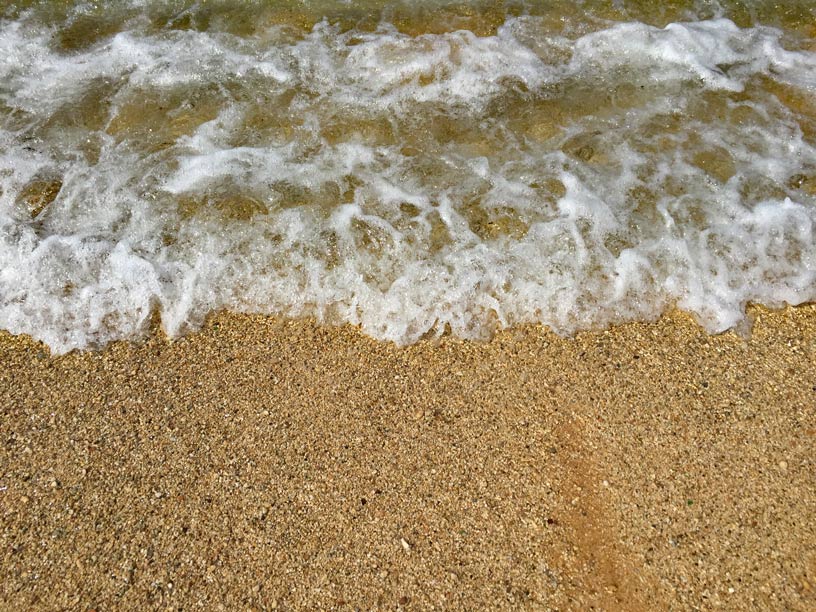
1,307,815,610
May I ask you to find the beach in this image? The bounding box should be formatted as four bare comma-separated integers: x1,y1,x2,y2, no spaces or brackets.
1,307,814,610
2,2,816,609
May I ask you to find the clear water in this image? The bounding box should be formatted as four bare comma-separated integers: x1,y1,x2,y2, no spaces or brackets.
1,1,816,353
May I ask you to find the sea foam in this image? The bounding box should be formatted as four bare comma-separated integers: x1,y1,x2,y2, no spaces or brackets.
1,3,815,353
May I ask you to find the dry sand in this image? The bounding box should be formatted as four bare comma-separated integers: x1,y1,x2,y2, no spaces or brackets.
1,306,815,611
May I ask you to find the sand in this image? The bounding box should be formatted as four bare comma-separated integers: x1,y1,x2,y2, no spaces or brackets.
1,306,814,611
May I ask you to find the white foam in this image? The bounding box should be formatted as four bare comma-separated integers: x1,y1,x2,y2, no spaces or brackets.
1,7,816,353
570,18,816,91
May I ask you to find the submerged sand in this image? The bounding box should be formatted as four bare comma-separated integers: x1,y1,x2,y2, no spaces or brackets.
0,306,814,610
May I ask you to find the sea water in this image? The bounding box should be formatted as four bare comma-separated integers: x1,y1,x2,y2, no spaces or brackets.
1,0,815,353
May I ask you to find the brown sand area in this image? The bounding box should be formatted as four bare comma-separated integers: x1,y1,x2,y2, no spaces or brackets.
1,306,815,610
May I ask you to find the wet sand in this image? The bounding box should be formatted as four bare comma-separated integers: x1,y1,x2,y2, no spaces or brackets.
1,306,814,611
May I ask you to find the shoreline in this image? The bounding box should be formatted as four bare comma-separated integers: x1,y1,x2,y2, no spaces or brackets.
1,306,815,610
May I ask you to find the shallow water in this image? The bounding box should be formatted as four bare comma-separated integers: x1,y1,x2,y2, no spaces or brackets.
1,1,816,353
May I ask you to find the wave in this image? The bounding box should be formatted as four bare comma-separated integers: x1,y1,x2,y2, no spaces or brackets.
1,3,815,353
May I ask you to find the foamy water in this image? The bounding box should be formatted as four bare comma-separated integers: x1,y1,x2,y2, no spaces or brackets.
1,1,816,353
